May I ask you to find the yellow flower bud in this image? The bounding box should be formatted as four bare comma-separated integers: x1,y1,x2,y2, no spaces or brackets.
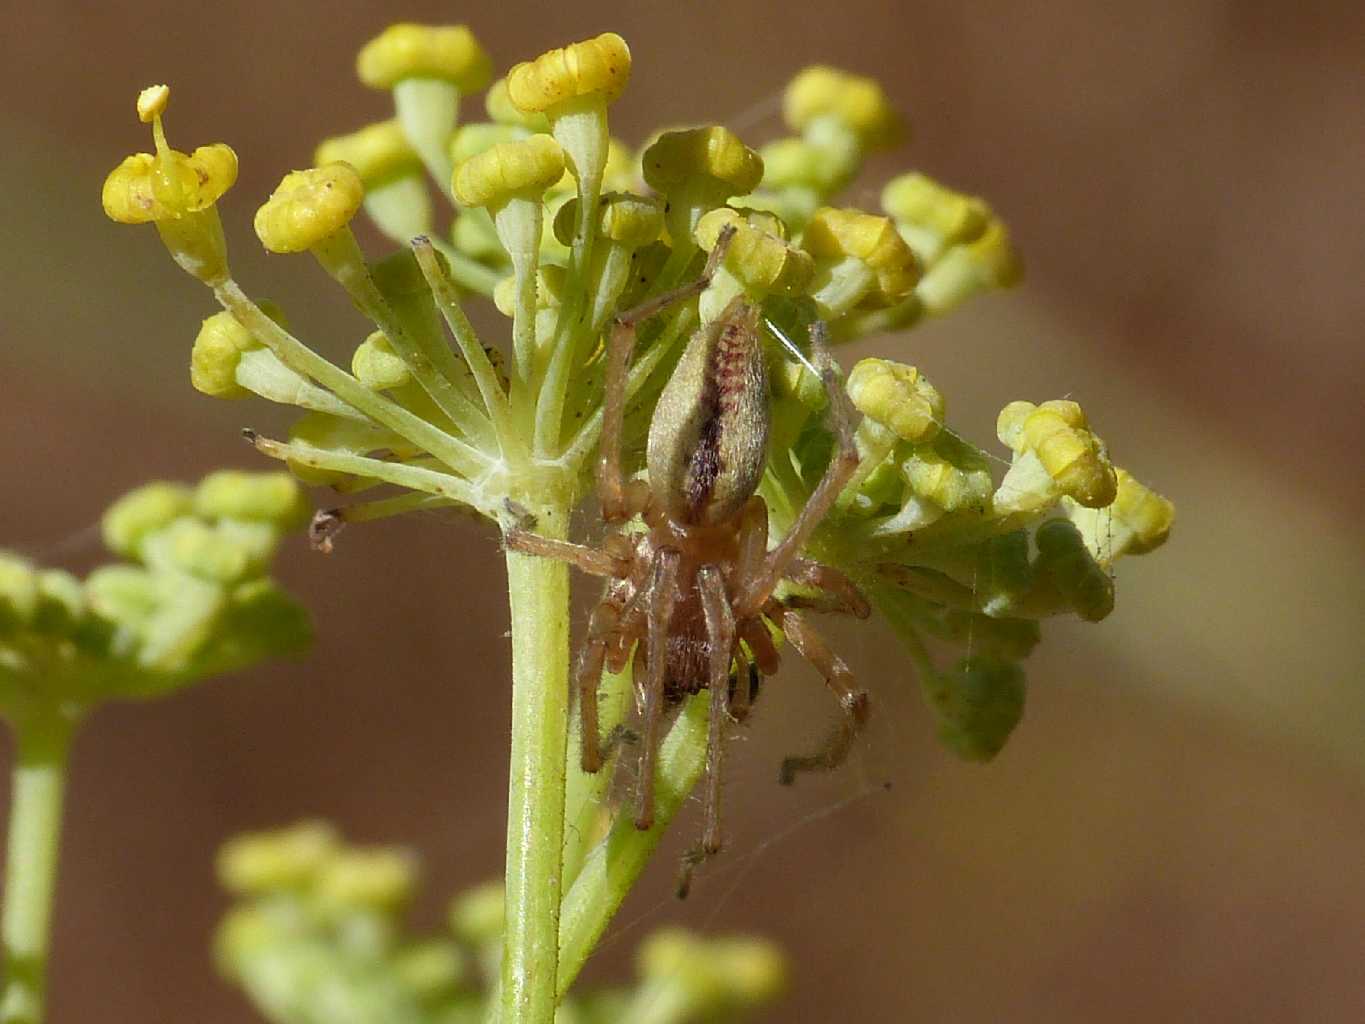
803,206,922,306
485,78,550,130
356,23,492,92
218,821,338,894
314,121,421,188
881,172,991,254
995,400,1116,512
314,847,417,912
507,32,632,113
694,207,814,296
448,122,530,168
254,164,364,254
1066,468,1174,564
902,436,994,513
554,191,663,249
1110,469,1174,554
846,359,943,444
452,135,565,209
784,65,903,148
917,217,1022,313
759,136,855,193
642,126,764,198
190,302,287,399
352,330,412,390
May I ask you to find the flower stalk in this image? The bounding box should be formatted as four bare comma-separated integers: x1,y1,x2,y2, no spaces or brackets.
0,712,74,1024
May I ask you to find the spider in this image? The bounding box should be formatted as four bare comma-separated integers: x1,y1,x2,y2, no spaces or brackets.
508,228,871,884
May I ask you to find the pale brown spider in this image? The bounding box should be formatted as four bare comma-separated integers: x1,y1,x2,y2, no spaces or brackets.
508,231,871,882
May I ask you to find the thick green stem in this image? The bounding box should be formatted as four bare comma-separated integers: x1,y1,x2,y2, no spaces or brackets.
2,715,76,1024
556,695,709,999
500,501,572,1024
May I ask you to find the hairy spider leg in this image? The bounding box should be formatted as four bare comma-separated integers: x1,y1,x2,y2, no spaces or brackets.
573,592,627,773
737,321,860,617
765,602,870,785
598,226,737,522
635,547,681,830
779,558,871,618
697,564,737,854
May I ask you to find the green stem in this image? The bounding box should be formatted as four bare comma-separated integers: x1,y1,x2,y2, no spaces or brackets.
556,695,709,1000
2,714,76,1024
500,501,573,1024
560,665,633,887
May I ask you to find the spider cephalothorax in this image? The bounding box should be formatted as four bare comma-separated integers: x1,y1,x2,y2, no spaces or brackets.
508,230,871,884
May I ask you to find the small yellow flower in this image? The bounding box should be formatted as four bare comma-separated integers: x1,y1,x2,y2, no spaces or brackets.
507,32,632,113
784,65,903,149
881,172,991,259
642,126,764,199
846,359,943,444
356,23,492,92
314,121,421,189
694,207,814,297
485,78,551,131
254,164,365,254
804,206,922,309
1066,468,1174,564
555,192,663,251
452,136,566,210
102,85,237,283
191,310,263,398
995,400,1117,511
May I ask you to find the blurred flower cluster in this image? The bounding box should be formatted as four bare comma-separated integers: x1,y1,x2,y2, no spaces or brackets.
216,821,784,1024
0,470,310,727
101,23,1171,760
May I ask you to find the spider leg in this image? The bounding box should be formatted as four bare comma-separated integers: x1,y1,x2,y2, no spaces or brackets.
780,558,871,618
737,321,860,616
504,530,624,577
634,546,681,831
674,565,737,899
697,565,736,854
574,594,629,773
766,603,870,785
598,227,735,522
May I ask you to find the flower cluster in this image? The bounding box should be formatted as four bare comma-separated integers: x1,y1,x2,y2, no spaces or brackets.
216,821,784,1024
102,23,1170,763
0,470,310,727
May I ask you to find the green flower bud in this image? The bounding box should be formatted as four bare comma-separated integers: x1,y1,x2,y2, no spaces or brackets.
101,482,194,559
1035,518,1114,622
392,940,467,1002
33,569,86,636
926,655,1026,761
0,554,38,634
353,331,412,390
193,470,310,530
448,881,504,945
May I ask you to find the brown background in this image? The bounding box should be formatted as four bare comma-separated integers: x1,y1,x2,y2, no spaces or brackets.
2,1,1363,1020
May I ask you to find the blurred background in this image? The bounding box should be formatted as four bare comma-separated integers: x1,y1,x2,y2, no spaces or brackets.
3,1,1363,1020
